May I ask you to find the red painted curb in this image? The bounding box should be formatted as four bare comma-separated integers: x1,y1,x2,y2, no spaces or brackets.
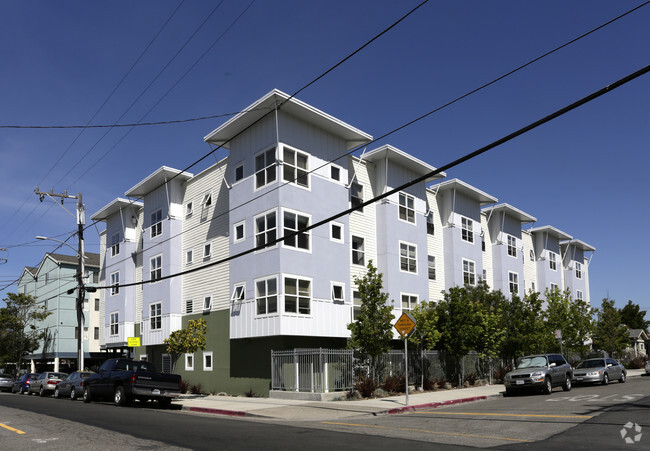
386,395,488,415
188,406,246,417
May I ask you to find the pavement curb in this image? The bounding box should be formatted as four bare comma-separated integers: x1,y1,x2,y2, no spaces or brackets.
186,406,248,417
385,393,501,415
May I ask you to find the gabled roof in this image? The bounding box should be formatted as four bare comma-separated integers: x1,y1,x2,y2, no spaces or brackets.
35,252,101,276
18,266,38,285
628,329,649,340
91,198,143,222
482,203,536,224
203,89,373,151
125,166,193,198
429,178,498,206
560,239,596,253
529,225,573,241
362,145,446,183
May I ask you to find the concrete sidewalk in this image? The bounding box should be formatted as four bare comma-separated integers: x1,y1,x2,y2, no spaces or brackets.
175,369,646,421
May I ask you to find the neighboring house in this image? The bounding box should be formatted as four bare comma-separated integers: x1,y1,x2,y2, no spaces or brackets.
627,329,648,357
17,252,101,372
91,89,596,394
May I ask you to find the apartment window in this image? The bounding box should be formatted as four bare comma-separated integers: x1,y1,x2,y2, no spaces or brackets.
256,277,278,315
398,192,415,223
203,296,212,311
483,269,487,281
507,235,517,258
331,283,344,303
330,222,343,243
150,255,162,282
283,211,310,250
203,243,211,259
185,299,193,314
285,277,311,315
110,233,120,257
283,146,309,188
330,165,340,181
185,353,194,371
401,294,418,312
550,283,559,291
161,355,172,374
531,282,536,292
575,262,582,279
45,272,50,285
255,147,276,189
151,209,162,238
94,327,99,340
255,211,277,248
234,221,245,243
530,250,535,261
203,351,213,371
400,242,417,273
234,164,244,182
110,312,119,335
509,272,519,295
94,298,100,311
110,272,119,295
202,192,212,208
186,249,193,265
84,327,88,341
428,255,436,280
426,211,434,235
576,290,583,301
549,251,557,271
150,302,162,330
350,183,363,212
351,236,365,266
461,217,473,243
463,259,476,286
186,202,193,216
231,283,245,303
352,290,362,321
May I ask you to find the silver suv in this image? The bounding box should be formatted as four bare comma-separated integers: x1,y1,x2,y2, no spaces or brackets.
504,354,573,395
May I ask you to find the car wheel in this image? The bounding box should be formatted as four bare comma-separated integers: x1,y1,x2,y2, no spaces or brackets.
505,387,515,397
543,376,553,395
39,387,44,397
619,372,626,383
83,386,92,403
114,386,130,407
54,387,60,399
602,373,609,385
158,398,172,409
70,387,76,400
562,374,572,392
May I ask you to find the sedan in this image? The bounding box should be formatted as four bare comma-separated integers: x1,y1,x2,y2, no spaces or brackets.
11,373,39,394
573,358,626,385
646,360,650,375
54,371,94,400
0,374,14,392
28,372,68,396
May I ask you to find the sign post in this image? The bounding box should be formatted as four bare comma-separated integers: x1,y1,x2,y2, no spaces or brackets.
394,312,416,406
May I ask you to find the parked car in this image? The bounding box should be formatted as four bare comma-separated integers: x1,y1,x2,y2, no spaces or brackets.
646,360,650,375
28,372,68,396
83,358,181,407
504,354,573,395
54,371,94,400
11,373,39,394
0,374,14,392
573,358,626,385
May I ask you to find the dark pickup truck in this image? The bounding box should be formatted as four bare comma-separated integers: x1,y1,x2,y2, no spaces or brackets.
83,358,182,407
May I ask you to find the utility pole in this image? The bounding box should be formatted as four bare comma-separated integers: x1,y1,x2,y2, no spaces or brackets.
35,187,87,371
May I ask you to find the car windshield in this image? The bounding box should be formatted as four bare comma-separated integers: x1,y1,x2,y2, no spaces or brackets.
80,372,93,379
0,374,12,378
50,373,67,379
516,356,548,368
577,360,605,369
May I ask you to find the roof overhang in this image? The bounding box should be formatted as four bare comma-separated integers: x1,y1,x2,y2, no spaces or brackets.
203,89,373,151
560,239,596,252
125,166,193,198
430,178,498,206
362,145,446,183
529,225,573,241
91,198,143,222
482,203,536,224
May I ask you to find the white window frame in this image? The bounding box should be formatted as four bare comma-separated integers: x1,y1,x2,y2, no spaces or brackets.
255,275,278,316
186,201,193,217
203,242,212,259
234,163,244,183
331,282,345,303
426,211,434,235
351,235,365,266
428,255,436,280
110,271,120,296
507,235,517,258
550,282,559,291
461,216,474,243
231,283,246,303
508,272,519,295
284,275,312,315
201,192,212,209
531,282,536,292
254,146,277,190
110,233,120,257
549,251,557,271
575,262,582,279
330,222,344,243
398,192,416,224
401,293,418,312
233,220,245,243
282,145,310,189
203,351,213,371
330,164,341,182
110,311,119,336
463,258,476,286
576,290,583,301
254,209,277,250
203,296,212,312
185,353,194,371
150,302,162,330
186,249,193,265
352,289,361,321
399,241,417,274
350,182,363,212
151,209,163,239
282,209,311,252
150,254,162,283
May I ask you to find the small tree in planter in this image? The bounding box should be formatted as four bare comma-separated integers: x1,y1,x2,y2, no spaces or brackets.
164,319,207,374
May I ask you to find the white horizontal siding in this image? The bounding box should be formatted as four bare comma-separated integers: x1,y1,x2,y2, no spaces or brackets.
349,157,377,284
141,314,182,346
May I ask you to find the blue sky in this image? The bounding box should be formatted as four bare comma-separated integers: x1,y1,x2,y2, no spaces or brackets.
1,1,648,317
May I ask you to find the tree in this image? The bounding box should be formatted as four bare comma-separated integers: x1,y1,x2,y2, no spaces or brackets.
0,292,51,371
592,298,629,357
408,301,441,388
543,287,594,358
619,300,650,332
347,260,395,381
163,319,207,372
500,292,547,363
